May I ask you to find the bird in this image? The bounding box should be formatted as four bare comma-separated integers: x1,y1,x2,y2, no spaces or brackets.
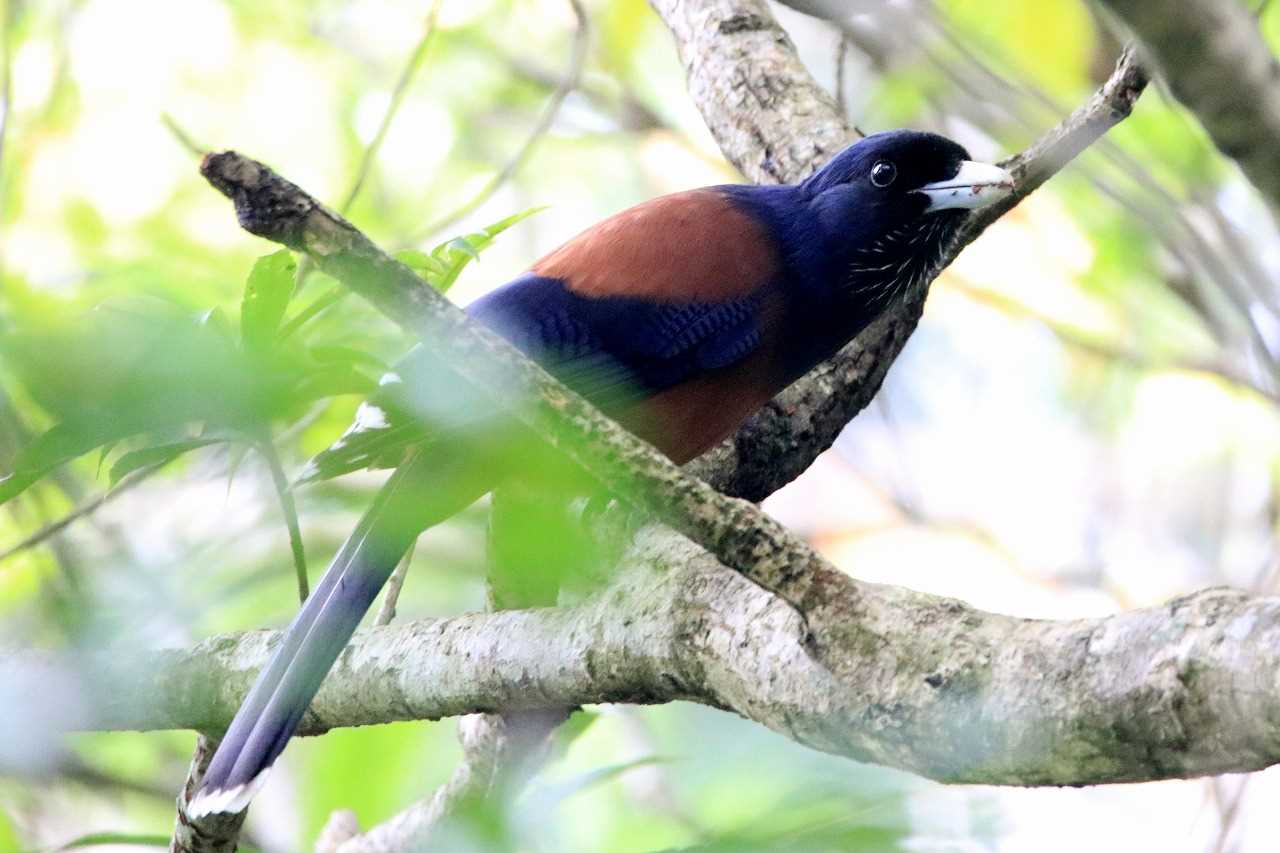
187,129,1014,816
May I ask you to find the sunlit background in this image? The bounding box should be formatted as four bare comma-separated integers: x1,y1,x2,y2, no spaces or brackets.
2,0,1280,850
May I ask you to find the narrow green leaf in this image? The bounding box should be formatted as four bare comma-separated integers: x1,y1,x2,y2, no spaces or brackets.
445,236,480,261
417,206,548,293
241,250,297,353
393,249,448,278
309,345,387,372
57,831,170,849
107,438,224,488
482,204,548,237
0,416,152,505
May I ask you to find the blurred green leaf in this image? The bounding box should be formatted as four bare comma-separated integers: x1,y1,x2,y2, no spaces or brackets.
0,808,17,853
537,755,669,806
241,250,298,354
107,438,225,488
55,832,169,850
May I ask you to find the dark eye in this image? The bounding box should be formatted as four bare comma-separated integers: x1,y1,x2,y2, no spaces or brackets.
870,160,896,188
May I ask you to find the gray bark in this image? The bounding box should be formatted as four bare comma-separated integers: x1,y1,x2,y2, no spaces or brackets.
19,529,1280,785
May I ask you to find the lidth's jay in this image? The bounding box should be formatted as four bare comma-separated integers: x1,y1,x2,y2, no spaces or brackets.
189,129,1014,815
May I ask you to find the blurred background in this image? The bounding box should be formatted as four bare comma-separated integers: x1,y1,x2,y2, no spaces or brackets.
2,0,1280,850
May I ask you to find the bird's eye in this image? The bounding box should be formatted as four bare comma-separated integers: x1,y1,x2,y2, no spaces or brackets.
870,160,896,188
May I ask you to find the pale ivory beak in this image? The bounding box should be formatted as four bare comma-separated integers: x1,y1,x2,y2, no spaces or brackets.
918,160,1015,212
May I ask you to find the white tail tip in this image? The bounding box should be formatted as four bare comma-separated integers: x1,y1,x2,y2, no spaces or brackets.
185,768,271,819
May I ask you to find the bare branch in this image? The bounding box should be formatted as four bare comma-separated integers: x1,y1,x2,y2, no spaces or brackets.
407,0,590,245
339,0,445,215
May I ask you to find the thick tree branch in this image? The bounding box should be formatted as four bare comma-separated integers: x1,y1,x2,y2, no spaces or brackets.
1097,0,1280,212
21,530,1280,785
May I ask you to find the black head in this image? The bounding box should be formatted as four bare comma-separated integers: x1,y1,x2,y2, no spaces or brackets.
762,130,1014,371
794,130,1013,306
803,129,1013,231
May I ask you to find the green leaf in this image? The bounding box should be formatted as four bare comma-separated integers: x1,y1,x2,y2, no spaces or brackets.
241,250,297,354
107,438,225,488
444,236,480,261
393,249,447,278
412,206,547,294
0,416,152,505
309,344,388,372
480,205,549,238
56,831,169,849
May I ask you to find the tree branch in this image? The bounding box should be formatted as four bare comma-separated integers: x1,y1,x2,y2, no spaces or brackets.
1097,0,1280,212
23,529,1280,786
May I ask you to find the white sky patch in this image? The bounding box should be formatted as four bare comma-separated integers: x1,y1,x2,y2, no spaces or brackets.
365,94,457,199
1,224,80,287
68,0,233,108
13,39,56,112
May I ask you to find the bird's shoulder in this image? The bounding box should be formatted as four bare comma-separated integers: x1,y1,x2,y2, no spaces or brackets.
531,186,787,303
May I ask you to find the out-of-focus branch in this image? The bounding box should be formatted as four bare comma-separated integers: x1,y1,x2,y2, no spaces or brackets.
0,465,159,566
28,531,1280,786
406,0,589,245
951,279,1280,407
339,0,445,215
1097,0,1280,212
319,709,571,852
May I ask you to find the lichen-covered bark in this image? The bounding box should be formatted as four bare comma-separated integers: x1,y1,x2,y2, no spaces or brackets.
25,531,1280,785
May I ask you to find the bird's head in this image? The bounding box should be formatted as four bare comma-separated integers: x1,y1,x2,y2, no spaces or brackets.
803,129,1014,235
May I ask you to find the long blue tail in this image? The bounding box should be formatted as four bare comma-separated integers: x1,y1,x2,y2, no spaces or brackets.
188,447,495,816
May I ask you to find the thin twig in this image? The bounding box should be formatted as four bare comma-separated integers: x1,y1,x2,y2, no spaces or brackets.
258,435,309,603
405,0,589,245
949,280,1280,407
0,465,161,566
833,32,849,119
374,540,415,626
339,0,444,214
160,113,208,158
287,0,446,326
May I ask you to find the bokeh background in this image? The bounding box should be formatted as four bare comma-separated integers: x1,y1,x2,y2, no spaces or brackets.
2,0,1280,850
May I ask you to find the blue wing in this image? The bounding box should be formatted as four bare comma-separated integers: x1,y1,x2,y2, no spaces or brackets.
301,273,767,481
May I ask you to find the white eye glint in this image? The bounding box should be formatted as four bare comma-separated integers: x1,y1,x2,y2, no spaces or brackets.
870,160,897,188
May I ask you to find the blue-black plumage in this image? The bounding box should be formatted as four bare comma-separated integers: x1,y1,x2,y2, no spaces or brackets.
188,129,1014,817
